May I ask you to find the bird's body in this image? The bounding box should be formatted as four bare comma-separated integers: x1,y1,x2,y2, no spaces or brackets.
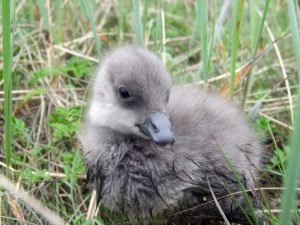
80,46,263,224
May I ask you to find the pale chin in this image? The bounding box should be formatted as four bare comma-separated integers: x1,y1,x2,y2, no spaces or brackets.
133,126,150,139
88,101,148,139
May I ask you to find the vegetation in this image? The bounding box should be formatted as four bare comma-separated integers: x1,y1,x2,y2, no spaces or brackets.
0,0,300,224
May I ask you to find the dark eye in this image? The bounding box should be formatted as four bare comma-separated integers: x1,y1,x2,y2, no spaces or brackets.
118,86,130,99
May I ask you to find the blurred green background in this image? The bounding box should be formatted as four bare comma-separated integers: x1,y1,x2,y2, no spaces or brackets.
1,0,300,224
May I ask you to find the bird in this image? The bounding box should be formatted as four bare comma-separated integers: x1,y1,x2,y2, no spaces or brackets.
79,45,263,224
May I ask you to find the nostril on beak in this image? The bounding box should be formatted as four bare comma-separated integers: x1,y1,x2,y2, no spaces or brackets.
141,112,175,145
150,122,159,133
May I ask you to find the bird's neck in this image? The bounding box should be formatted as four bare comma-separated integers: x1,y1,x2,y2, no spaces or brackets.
100,126,148,146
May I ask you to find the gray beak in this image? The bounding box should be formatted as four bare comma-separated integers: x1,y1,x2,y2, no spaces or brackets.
141,112,175,146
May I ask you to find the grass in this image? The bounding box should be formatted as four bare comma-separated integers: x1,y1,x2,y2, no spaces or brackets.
196,0,208,84
2,0,13,168
132,0,144,46
278,0,300,224
241,0,270,109
81,0,102,57
0,1,300,224
229,0,244,98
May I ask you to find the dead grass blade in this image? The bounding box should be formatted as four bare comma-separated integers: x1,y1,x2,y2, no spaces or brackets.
218,38,280,97
206,175,231,225
5,193,26,225
0,174,66,225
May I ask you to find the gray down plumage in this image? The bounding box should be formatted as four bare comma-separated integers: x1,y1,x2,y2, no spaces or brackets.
79,46,263,224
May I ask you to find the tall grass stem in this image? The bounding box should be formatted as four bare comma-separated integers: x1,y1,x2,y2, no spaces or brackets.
196,0,208,84
161,10,166,66
132,0,144,46
81,0,102,57
118,0,125,41
3,0,13,167
229,0,244,98
154,0,162,48
278,0,300,224
241,0,270,109
143,0,149,39
36,0,49,29
250,0,259,49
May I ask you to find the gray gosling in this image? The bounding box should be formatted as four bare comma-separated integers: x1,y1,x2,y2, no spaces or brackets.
80,46,263,224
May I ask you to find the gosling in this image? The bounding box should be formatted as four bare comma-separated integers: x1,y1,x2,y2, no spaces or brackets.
79,46,263,224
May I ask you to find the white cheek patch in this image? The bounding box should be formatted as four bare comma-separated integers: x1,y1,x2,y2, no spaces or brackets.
88,100,141,135
88,101,113,125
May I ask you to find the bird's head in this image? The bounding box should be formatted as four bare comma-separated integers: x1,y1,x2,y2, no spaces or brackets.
87,46,175,146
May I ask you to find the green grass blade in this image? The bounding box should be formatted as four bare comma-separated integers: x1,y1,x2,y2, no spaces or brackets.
54,0,63,42
241,0,270,109
246,96,263,123
81,0,101,57
267,123,286,176
118,0,125,41
278,0,300,224
36,0,58,43
208,0,230,74
131,0,144,46
219,147,259,225
250,0,259,50
154,0,162,48
207,22,215,76
143,0,149,39
2,0,13,167
212,0,230,46
161,9,166,66
246,79,279,125
229,0,244,98
196,0,208,84
36,0,49,29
